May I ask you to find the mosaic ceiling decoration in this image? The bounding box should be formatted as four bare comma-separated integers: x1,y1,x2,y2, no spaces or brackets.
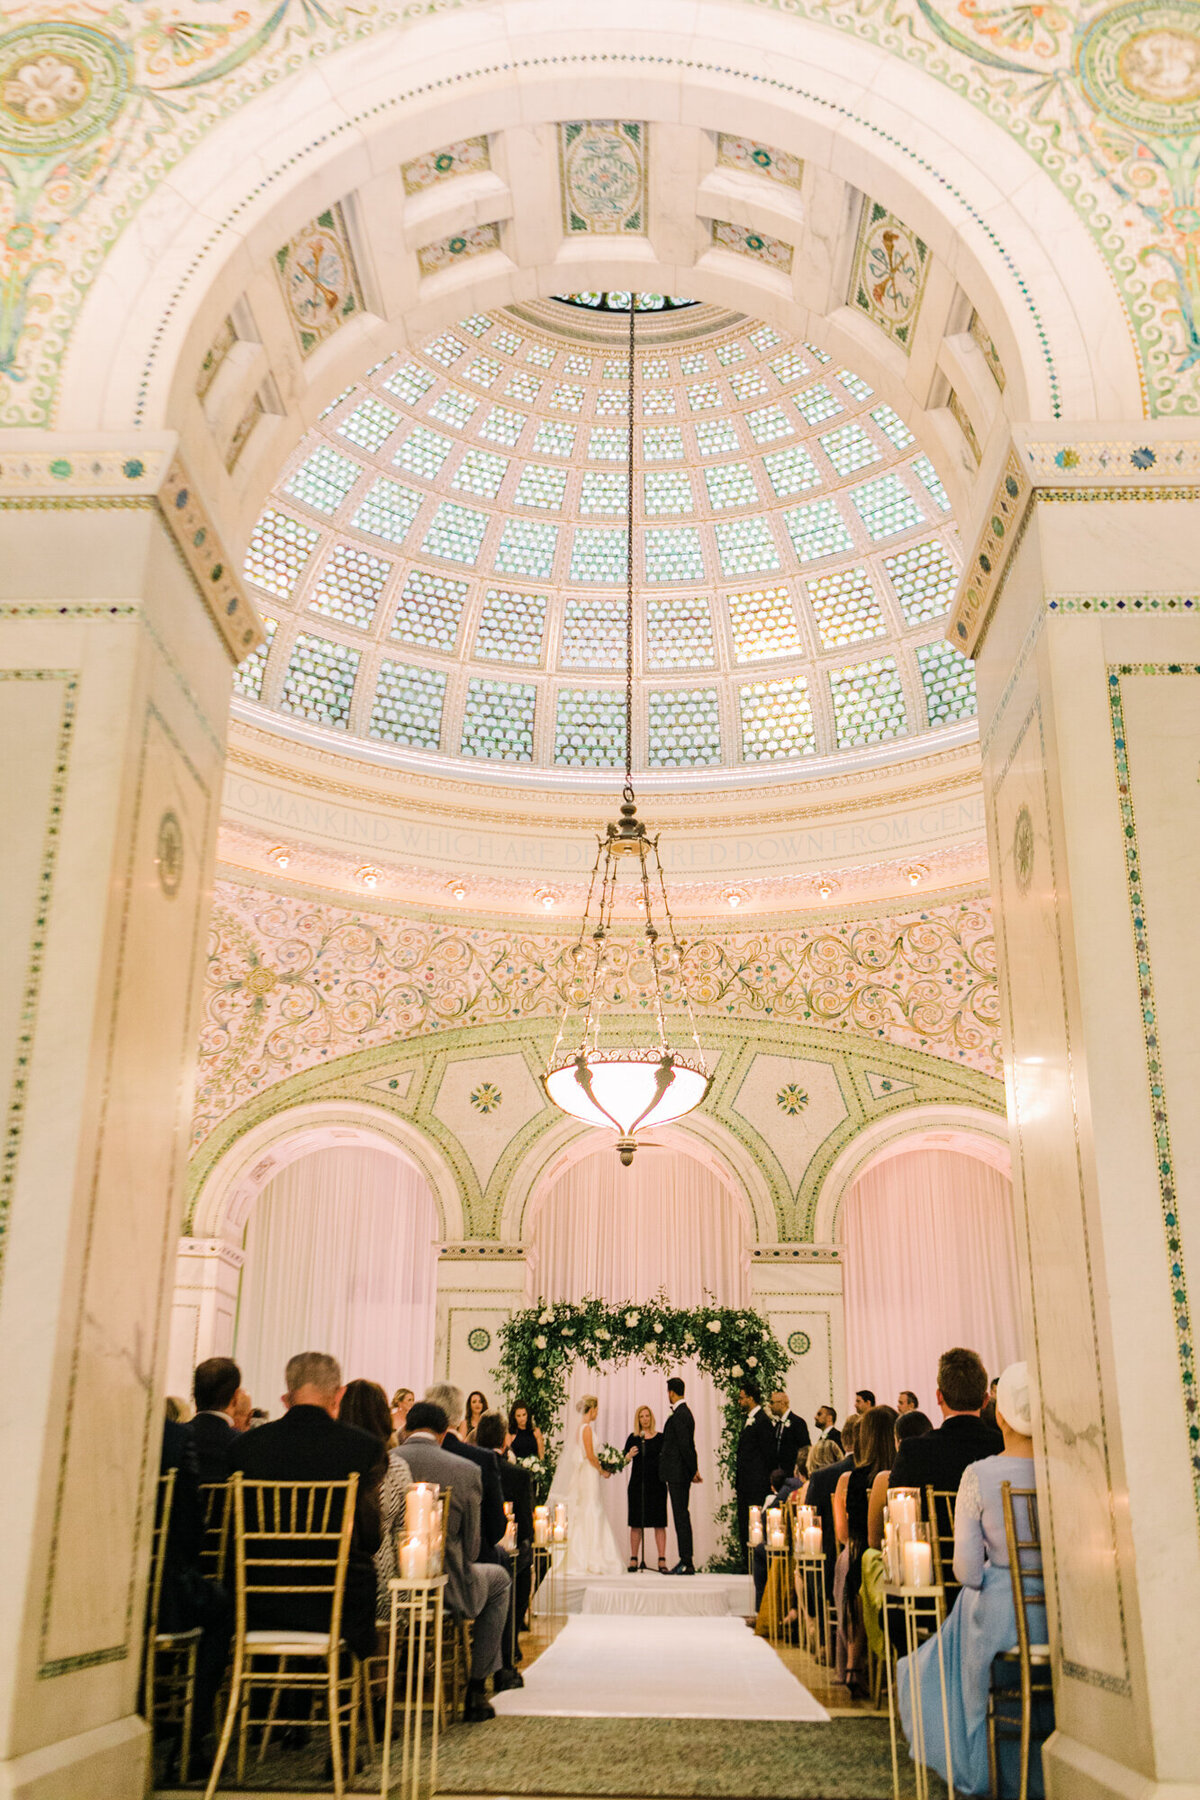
238,302,971,776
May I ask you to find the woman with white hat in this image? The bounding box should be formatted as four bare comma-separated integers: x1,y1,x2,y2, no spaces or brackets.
897,1361,1047,1795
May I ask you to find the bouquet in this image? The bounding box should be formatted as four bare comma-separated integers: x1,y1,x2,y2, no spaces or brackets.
512,1454,549,1497
597,1443,628,1476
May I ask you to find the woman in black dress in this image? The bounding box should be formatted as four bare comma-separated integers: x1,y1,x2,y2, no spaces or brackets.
623,1404,668,1572
505,1400,545,1461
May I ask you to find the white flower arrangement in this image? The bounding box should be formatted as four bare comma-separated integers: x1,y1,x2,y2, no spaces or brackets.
732,1364,743,1378
625,1312,640,1327
535,1336,547,1349
747,1356,758,1368
597,1329,611,1341
533,1365,545,1379
653,1321,664,1334
707,1319,721,1333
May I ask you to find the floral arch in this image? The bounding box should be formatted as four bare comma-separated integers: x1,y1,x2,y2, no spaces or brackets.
495,1297,790,1566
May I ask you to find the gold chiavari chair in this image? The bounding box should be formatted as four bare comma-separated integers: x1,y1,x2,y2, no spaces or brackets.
144,1470,202,1782
926,1487,960,1612
988,1483,1053,1800
199,1480,233,1587
203,1472,365,1800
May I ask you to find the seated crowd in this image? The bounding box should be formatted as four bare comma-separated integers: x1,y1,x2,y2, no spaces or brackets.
152,1352,548,1783
744,1349,1047,1797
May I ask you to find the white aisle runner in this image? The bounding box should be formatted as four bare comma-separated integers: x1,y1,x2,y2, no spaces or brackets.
491,1615,830,1722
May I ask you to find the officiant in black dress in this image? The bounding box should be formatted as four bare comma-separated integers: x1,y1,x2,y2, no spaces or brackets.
623,1405,668,1572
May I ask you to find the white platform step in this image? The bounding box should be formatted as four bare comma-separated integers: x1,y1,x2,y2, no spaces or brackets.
559,1571,754,1617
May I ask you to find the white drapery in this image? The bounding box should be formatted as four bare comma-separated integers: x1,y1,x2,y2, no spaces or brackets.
526,1146,751,1568
842,1147,1024,1416
236,1146,438,1409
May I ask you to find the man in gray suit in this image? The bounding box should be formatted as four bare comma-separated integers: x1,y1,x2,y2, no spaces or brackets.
396,1402,513,1721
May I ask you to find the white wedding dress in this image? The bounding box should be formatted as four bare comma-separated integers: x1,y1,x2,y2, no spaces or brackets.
548,1420,625,1576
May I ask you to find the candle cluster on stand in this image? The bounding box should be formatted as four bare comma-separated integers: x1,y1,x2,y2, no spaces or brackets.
533,1501,569,1547
399,1483,444,1582
883,1487,934,1588
766,1506,787,1550
748,1505,764,1548
501,1502,517,1556
794,1504,823,1558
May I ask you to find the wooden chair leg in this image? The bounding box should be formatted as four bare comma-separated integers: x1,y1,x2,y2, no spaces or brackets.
1019,1665,1032,1800
180,1642,198,1778
203,1645,243,1800
327,1657,344,1800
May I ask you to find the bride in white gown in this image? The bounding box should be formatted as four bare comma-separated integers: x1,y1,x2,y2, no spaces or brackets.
547,1395,626,1576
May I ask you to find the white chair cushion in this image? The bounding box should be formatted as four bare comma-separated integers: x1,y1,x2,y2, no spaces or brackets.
245,1630,334,1653
155,1627,203,1646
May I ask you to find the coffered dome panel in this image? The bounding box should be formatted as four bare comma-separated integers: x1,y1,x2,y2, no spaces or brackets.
237,298,972,783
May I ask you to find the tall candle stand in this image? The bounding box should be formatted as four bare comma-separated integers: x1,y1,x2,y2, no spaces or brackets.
879,1504,954,1800
791,1504,828,1665
380,1484,449,1800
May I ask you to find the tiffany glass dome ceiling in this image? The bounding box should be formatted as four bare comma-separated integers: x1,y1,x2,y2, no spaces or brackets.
237,299,973,782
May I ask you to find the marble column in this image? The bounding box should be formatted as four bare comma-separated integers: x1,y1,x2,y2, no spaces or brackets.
748,1246,846,1425
0,441,261,1799
165,1239,246,1399
952,425,1200,1800
433,1243,531,1397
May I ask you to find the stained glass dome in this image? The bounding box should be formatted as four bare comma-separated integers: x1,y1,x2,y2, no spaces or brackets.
237,299,973,780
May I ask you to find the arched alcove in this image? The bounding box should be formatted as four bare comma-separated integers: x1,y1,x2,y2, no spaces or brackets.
235,1140,439,1406
523,1132,754,1566
839,1133,1022,1414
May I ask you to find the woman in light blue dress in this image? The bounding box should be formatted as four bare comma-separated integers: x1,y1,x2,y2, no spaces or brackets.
898,1362,1045,1797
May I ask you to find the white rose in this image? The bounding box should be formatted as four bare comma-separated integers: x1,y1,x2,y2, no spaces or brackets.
535,1336,547,1349
747,1356,758,1368
562,1328,574,1337
539,1310,552,1325
653,1322,664,1334
625,1313,639,1327
597,1329,611,1341
707,1319,721,1333
732,1365,743,1378
533,1366,545,1379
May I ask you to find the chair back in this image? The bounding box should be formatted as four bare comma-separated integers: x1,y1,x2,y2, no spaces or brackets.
148,1471,176,1633
199,1481,232,1585
926,1486,958,1595
1001,1482,1044,1659
231,1472,358,1647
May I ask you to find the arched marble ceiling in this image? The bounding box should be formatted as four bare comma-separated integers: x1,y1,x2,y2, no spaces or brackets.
236,295,972,783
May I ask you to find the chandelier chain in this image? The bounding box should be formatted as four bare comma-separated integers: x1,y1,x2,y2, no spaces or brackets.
624,294,636,802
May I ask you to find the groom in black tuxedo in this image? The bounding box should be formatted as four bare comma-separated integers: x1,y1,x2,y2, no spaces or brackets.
660,1377,700,1574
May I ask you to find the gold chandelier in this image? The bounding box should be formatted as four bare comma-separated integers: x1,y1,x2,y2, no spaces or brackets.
542,297,711,1164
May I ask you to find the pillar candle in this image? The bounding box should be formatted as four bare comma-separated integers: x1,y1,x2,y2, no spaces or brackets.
802,1524,823,1557
748,1522,764,1547
902,1539,933,1588
888,1489,919,1526
400,1536,427,1581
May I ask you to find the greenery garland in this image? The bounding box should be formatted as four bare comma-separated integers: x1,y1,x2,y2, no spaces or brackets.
493,1295,789,1569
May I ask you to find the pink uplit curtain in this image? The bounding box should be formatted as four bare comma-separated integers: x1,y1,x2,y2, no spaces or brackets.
526,1147,750,1567
842,1148,1024,1417
236,1146,439,1412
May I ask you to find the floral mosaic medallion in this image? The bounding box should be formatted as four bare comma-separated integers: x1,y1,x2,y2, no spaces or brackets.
850,201,929,351
274,205,363,359
787,1329,812,1356
560,121,646,234
402,135,490,195
155,811,183,898
1076,2,1200,136
717,134,803,189
469,1081,503,1114
776,1084,810,1115
1013,804,1035,897
0,23,128,155
466,1326,492,1353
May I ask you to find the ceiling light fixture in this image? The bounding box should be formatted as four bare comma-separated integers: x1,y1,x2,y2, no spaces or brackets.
267,845,291,869
356,864,381,889
542,296,710,1167
447,878,468,902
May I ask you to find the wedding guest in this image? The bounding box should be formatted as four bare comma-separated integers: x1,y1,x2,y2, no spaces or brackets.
898,1390,919,1414
814,1404,843,1447
833,1405,898,1697
735,1383,777,1556
887,1348,1004,1514
465,1390,488,1441
165,1396,193,1425
228,1352,385,1663
866,1409,934,1550
390,1387,414,1433
623,1405,668,1571
425,1383,507,1557
661,1377,700,1575
898,1363,1045,1795
753,1446,811,1614
981,1374,1000,1432
158,1415,232,1779
897,1410,934,1445
768,1389,811,1476
793,1444,811,1484
398,1403,514,1720
853,1389,875,1416
476,1411,534,1670
339,1377,412,1625
190,1357,252,1484
505,1401,545,1462
805,1421,857,1608
246,1407,269,1429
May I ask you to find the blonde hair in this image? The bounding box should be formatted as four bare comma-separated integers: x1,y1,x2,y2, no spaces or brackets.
576,1394,599,1416
634,1404,656,1434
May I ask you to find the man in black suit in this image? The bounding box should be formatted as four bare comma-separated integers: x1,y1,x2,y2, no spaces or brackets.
228,1350,386,1661
767,1388,811,1475
734,1383,777,1557
476,1410,534,1670
158,1416,233,1776
189,1356,251,1484
814,1403,842,1448
424,1383,507,1560
887,1346,1004,1510
660,1377,700,1573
